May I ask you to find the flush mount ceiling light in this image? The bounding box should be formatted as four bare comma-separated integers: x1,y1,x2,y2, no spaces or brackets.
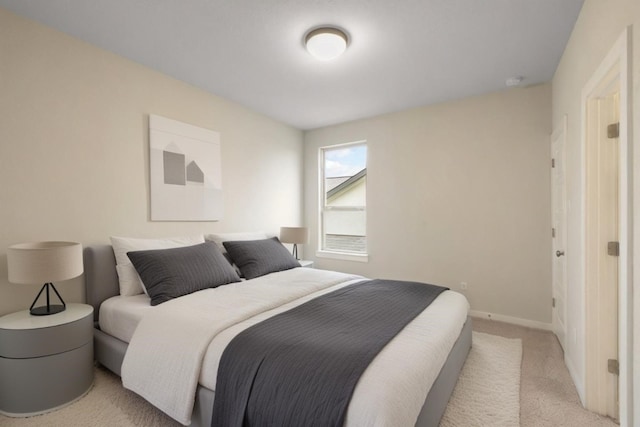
505,76,524,87
304,27,348,61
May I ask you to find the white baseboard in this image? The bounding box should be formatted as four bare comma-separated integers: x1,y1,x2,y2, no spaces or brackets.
469,310,553,331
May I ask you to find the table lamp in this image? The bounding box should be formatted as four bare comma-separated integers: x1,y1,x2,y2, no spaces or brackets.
7,241,83,316
279,227,308,260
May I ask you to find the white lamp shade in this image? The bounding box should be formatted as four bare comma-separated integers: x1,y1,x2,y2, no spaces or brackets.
305,28,348,61
279,227,309,245
7,241,83,284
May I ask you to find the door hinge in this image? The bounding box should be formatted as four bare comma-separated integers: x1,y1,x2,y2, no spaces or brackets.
607,122,620,139
551,158,556,168
552,297,556,308
552,228,556,238
608,359,619,375
607,241,620,256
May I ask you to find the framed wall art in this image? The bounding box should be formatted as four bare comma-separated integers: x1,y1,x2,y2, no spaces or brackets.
149,114,223,221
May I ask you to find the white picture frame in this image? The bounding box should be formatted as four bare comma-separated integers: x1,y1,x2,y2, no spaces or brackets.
149,115,223,221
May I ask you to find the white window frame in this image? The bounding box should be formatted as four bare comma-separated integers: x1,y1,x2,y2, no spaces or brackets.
317,140,368,262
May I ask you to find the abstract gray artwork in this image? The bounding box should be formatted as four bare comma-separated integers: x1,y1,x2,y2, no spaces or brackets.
150,115,223,221
163,151,186,185
186,161,205,184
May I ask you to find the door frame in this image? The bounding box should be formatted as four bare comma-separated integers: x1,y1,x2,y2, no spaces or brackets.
580,27,631,425
551,115,568,352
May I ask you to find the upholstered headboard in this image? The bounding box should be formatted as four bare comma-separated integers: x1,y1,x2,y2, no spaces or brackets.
83,245,119,321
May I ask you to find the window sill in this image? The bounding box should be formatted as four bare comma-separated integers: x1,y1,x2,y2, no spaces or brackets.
316,250,369,263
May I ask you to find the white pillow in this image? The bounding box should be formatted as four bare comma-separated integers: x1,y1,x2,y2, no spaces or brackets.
110,235,205,296
204,232,269,254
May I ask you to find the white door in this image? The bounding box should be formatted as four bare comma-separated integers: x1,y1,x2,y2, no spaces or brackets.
585,88,620,420
598,91,619,420
581,29,631,425
551,116,567,351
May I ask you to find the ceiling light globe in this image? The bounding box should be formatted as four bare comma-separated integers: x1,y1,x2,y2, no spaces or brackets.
305,28,348,61
505,76,524,87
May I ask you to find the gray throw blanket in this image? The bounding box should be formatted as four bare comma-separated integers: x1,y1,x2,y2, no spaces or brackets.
211,279,448,427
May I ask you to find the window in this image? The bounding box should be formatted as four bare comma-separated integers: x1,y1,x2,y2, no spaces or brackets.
319,141,367,259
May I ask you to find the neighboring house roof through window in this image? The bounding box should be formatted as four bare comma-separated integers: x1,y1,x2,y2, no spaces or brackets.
327,168,367,200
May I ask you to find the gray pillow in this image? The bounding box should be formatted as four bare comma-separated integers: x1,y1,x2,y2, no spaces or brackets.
223,237,301,280
127,242,241,306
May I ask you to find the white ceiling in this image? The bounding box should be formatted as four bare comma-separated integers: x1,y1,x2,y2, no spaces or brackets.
0,0,584,130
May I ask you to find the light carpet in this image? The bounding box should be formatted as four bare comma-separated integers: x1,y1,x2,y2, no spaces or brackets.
1,331,521,426
472,318,618,427
441,331,522,427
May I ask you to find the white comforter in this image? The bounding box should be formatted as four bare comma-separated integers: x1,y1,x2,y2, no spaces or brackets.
121,268,469,426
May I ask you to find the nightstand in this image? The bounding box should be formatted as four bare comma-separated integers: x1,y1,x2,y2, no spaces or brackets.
0,303,94,417
299,260,314,268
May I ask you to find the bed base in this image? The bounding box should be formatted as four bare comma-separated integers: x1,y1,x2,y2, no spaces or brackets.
85,245,472,427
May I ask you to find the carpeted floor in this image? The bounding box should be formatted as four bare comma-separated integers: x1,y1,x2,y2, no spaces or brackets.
440,332,522,426
473,318,618,427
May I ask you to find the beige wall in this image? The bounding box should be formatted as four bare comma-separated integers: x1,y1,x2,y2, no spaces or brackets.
551,0,640,419
0,9,304,316
305,84,552,325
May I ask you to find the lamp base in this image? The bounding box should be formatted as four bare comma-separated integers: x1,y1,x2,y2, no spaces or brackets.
29,282,66,316
30,304,66,316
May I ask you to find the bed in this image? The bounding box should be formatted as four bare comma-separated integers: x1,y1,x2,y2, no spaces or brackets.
84,243,471,427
